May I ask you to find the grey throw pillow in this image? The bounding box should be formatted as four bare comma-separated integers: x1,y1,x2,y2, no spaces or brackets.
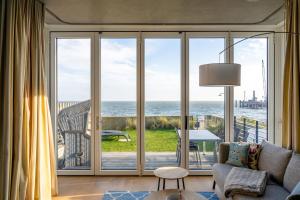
258,140,292,184
283,153,300,192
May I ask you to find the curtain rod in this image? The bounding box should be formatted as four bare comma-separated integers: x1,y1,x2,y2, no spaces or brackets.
38,0,284,26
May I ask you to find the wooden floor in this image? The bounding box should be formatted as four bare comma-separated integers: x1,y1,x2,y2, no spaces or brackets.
53,175,214,200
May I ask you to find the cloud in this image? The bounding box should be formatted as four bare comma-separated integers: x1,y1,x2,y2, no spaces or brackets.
234,38,267,60
101,39,136,67
145,66,180,101
57,39,91,101
57,38,138,101
56,37,268,102
234,38,268,101
101,39,137,101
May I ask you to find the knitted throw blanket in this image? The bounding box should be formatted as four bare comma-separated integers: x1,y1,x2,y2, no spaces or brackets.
224,167,268,198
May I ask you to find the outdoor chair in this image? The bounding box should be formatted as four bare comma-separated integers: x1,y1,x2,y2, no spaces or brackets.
175,128,202,167
234,127,249,142
57,100,91,169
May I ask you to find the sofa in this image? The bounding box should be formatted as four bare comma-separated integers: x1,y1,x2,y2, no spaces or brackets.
212,141,300,200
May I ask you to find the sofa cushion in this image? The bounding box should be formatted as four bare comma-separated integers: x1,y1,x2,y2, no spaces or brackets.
226,143,250,167
283,153,300,192
232,184,290,200
258,140,292,184
218,142,230,163
287,181,300,200
248,144,262,170
212,163,234,191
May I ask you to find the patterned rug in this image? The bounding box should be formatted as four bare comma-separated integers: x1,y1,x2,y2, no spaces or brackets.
103,191,219,200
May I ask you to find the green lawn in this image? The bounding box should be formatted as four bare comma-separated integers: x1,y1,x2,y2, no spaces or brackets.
102,129,215,152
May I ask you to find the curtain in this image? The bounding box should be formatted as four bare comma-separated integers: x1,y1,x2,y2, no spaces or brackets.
282,0,300,153
0,0,58,199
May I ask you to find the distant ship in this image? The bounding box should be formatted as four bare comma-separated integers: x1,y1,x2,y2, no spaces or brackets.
236,90,267,109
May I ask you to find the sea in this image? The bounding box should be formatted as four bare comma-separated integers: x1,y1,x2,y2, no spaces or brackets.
101,101,267,122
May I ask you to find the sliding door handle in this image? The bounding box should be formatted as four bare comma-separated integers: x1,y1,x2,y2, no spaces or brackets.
185,115,188,130
96,116,102,131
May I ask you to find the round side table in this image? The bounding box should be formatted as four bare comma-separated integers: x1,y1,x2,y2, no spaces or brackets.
154,167,189,191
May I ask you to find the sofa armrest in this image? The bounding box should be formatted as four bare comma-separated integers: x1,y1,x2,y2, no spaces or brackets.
286,182,300,200
218,142,230,163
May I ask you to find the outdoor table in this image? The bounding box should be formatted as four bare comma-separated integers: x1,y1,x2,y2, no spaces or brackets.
178,129,221,159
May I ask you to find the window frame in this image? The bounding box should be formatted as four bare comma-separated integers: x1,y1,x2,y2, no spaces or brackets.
185,32,229,174
49,31,275,176
230,32,275,143
50,32,97,175
96,32,141,175
141,32,185,175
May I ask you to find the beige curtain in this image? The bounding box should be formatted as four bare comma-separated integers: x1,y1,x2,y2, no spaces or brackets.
0,0,58,199
282,0,300,153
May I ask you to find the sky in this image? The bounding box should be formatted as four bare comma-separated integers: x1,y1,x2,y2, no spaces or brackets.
57,37,267,102
234,38,267,101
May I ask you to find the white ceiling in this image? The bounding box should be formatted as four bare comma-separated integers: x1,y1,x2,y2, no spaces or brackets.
44,0,284,25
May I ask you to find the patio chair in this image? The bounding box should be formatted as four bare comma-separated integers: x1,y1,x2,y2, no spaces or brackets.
194,120,200,130
175,128,202,167
234,127,249,142
57,100,91,169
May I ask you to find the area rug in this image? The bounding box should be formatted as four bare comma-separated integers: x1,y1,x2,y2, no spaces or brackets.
103,191,219,200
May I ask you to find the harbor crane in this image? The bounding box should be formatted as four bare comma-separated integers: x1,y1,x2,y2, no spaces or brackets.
262,60,267,101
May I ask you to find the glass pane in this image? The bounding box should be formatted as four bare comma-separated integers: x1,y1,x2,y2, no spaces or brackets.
189,38,225,170
56,38,91,170
100,38,137,170
233,38,268,143
144,38,181,170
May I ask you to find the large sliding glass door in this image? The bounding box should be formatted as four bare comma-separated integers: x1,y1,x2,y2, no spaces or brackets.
51,31,273,175
232,36,270,143
187,34,226,171
98,35,139,172
142,34,183,171
52,33,95,175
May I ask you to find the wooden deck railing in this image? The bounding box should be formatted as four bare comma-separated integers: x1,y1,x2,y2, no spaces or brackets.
233,116,267,143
